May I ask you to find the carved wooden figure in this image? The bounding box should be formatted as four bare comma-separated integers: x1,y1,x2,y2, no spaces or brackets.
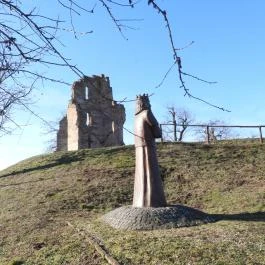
133,94,167,207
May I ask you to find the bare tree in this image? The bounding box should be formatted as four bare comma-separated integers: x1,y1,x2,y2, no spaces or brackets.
196,120,234,143
0,0,84,135
0,56,34,135
42,119,62,153
177,109,194,142
0,0,227,136
163,106,194,142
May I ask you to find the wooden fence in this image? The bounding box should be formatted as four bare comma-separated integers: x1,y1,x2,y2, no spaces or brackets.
159,124,265,144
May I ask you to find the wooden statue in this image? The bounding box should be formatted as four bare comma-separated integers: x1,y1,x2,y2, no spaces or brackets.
133,94,167,207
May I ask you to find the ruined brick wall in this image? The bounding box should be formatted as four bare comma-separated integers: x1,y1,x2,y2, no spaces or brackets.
56,75,125,151
56,116,67,151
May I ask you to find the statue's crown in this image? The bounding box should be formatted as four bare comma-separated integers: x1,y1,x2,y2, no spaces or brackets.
136,94,150,105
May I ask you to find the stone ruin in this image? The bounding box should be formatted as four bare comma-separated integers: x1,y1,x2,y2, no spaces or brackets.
56,75,126,151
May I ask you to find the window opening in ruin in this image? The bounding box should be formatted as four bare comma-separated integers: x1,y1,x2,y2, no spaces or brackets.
85,86,89,100
112,121,115,133
86,113,92,126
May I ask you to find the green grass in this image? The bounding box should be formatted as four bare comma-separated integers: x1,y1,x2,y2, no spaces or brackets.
0,142,264,264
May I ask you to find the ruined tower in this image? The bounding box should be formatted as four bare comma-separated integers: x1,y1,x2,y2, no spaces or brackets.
57,75,126,151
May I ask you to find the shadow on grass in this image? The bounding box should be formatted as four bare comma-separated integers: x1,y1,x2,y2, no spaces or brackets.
0,177,54,188
0,153,84,178
212,211,265,222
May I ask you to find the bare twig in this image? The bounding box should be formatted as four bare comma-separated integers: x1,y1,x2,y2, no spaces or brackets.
148,0,229,112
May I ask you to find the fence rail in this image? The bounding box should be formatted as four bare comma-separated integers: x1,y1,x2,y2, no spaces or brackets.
159,124,265,144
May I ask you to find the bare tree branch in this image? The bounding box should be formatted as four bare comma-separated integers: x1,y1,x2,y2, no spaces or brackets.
148,0,229,112
0,0,230,137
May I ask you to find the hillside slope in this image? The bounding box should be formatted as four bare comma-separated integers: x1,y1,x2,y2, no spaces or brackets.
0,142,264,265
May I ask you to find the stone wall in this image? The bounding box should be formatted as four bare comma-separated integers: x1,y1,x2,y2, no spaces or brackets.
56,116,67,151
56,75,125,151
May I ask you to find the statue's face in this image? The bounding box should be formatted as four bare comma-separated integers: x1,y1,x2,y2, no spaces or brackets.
135,99,143,114
135,96,151,114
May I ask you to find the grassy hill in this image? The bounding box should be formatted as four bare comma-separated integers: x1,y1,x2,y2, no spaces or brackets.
0,142,264,265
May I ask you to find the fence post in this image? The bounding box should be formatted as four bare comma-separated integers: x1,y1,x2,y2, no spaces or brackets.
160,124,164,143
259,127,263,143
173,120,177,142
206,126,210,144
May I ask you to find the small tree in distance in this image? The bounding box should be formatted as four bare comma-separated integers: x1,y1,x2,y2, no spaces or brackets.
195,120,234,143
163,106,194,142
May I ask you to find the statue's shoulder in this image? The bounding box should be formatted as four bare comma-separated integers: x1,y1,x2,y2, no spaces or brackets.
146,109,156,119
136,109,148,117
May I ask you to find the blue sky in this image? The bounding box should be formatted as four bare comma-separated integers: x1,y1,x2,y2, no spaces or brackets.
1,0,265,169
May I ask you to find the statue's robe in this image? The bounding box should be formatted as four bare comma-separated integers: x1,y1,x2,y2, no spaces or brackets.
133,109,167,207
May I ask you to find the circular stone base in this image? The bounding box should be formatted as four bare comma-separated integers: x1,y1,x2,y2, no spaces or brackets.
101,205,216,230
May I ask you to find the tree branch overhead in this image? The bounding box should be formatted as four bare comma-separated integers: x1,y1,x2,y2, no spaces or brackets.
0,0,229,136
